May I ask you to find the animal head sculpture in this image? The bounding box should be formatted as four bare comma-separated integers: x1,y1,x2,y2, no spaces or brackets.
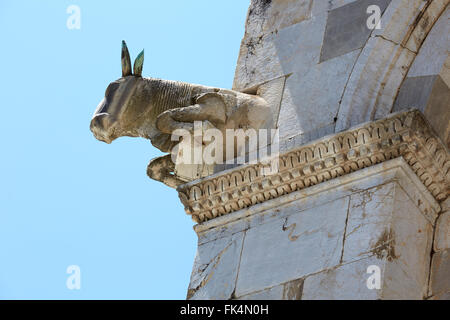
90,41,272,188
90,41,147,144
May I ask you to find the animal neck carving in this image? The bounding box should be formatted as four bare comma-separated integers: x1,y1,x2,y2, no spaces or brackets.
90,41,270,188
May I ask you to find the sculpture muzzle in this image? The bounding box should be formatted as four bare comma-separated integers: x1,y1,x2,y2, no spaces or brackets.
90,99,115,143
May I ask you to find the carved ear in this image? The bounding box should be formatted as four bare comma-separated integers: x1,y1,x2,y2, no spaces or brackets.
121,40,132,77
133,49,144,77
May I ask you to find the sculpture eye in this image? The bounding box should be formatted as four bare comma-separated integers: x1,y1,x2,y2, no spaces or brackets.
105,82,119,98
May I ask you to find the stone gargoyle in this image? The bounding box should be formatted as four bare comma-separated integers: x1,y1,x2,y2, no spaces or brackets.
90,41,270,188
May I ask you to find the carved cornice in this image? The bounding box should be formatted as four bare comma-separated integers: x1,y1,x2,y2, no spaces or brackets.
178,110,450,223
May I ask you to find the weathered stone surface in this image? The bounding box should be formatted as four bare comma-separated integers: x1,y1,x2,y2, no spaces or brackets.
442,198,450,212
195,157,440,234
187,232,244,300
441,55,450,89
312,0,359,16
282,278,304,300
392,5,450,148
407,6,450,77
277,50,359,142
393,75,450,148
343,182,434,298
335,36,415,131
380,211,433,298
233,12,327,91
404,0,449,53
237,284,284,300
343,183,396,262
302,257,381,300
371,0,425,47
255,76,286,131
235,0,448,143
234,197,348,297
422,76,450,149
434,212,450,252
429,291,450,300
429,249,450,297
334,0,448,131
184,0,450,300
196,156,439,245
180,110,447,223
303,251,429,300
393,75,440,113
372,45,417,119
245,0,313,37
279,123,336,153
237,278,303,300
188,157,442,299
392,10,450,146
302,179,436,299
320,0,391,62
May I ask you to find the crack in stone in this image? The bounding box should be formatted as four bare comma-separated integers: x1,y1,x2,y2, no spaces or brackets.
188,241,234,299
374,34,417,54
425,215,438,298
282,217,321,241
340,197,351,264
230,230,246,300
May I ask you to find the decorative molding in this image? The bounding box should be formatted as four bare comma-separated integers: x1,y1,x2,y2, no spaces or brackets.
178,110,450,223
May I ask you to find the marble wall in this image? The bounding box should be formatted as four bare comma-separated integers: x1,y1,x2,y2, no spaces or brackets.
233,0,449,150
185,0,450,300
187,159,443,299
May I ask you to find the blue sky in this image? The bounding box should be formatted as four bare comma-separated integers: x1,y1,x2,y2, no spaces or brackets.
0,0,249,299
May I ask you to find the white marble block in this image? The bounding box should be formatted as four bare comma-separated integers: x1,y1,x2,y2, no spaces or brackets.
186,158,441,299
